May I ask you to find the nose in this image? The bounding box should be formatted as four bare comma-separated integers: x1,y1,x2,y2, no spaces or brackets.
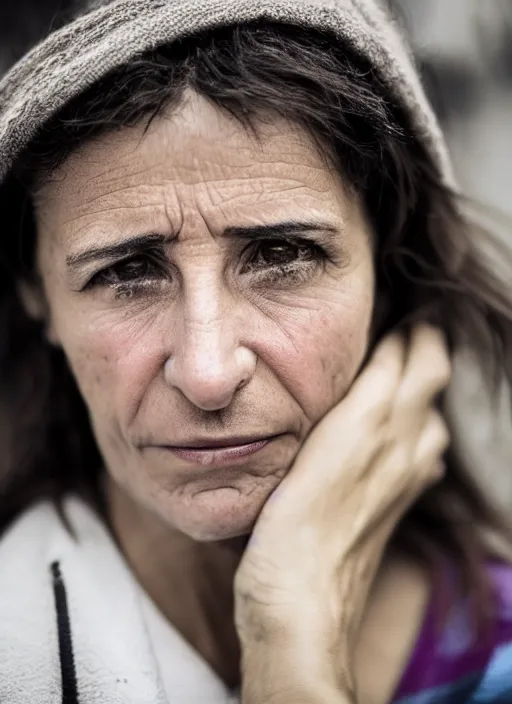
164,305,257,412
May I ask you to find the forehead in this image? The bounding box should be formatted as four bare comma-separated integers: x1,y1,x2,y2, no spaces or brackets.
34,91,355,249
37,92,342,199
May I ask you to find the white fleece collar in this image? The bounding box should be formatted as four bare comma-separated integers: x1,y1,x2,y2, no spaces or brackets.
0,497,237,703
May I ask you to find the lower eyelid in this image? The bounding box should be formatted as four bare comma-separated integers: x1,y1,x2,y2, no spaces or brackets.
250,260,319,283
109,277,170,300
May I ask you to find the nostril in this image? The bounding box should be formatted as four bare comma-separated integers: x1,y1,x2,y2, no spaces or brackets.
236,376,250,392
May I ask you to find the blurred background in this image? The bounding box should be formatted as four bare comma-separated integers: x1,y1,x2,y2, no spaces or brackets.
388,0,512,509
1,0,512,504
390,0,512,212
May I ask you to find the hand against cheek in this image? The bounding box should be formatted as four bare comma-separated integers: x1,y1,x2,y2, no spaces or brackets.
234,324,451,702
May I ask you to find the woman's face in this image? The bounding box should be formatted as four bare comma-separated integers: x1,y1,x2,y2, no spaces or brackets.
33,91,375,541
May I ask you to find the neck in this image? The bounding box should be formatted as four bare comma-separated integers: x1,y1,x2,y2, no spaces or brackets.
105,477,245,688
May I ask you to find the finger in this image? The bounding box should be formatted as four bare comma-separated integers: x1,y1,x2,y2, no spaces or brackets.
374,411,448,524
350,409,448,534
340,332,407,430
412,409,450,485
355,454,446,559
392,325,451,430
288,333,407,487
381,408,448,501
401,324,451,402
376,450,446,543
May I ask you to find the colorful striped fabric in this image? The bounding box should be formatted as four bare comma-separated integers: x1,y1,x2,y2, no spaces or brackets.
392,562,512,703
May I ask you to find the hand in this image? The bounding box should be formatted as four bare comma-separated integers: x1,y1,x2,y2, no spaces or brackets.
234,324,451,703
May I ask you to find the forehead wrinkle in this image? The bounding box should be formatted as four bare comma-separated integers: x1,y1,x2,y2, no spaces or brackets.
36,102,351,252
45,150,174,214
45,128,335,216
189,175,333,216
61,202,166,230
177,154,332,185
80,160,154,188
40,176,161,219
68,174,167,209
49,155,148,198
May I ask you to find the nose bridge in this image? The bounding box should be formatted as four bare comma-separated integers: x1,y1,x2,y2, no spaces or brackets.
184,281,229,368
165,271,256,410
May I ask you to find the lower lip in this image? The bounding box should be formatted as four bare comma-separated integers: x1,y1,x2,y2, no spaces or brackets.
168,439,271,466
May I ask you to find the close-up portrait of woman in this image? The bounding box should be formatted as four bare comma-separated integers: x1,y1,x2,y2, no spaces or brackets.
1,1,512,702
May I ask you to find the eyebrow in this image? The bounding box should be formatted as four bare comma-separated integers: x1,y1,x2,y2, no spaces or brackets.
223,221,339,241
65,220,340,272
66,232,175,269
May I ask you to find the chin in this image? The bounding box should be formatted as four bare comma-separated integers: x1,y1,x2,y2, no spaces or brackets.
162,485,269,542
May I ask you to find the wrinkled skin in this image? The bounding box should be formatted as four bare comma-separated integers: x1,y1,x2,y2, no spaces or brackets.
28,91,452,703
32,90,375,543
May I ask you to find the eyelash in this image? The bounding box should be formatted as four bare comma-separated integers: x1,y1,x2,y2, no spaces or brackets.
241,238,329,285
85,252,167,300
85,238,330,300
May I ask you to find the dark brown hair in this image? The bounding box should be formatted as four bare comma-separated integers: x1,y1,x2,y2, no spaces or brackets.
2,22,512,613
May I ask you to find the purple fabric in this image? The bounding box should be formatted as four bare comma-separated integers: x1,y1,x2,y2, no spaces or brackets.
393,562,512,700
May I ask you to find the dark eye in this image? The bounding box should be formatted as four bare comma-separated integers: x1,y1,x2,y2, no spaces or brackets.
250,239,318,268
90,255,164,288
241,237,328,287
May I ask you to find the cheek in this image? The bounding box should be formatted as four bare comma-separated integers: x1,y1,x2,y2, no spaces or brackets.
274,305,371,420
56,308,165,429
257,275,375,423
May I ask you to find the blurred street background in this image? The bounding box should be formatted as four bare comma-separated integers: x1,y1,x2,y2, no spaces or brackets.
390,0,512,212
1,0,512,505
388,0,512,508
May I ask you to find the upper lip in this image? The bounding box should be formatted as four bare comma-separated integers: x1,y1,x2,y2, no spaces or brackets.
165,435,277,449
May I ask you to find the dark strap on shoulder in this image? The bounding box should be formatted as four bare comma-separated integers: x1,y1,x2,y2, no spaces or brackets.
50,561,79,704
